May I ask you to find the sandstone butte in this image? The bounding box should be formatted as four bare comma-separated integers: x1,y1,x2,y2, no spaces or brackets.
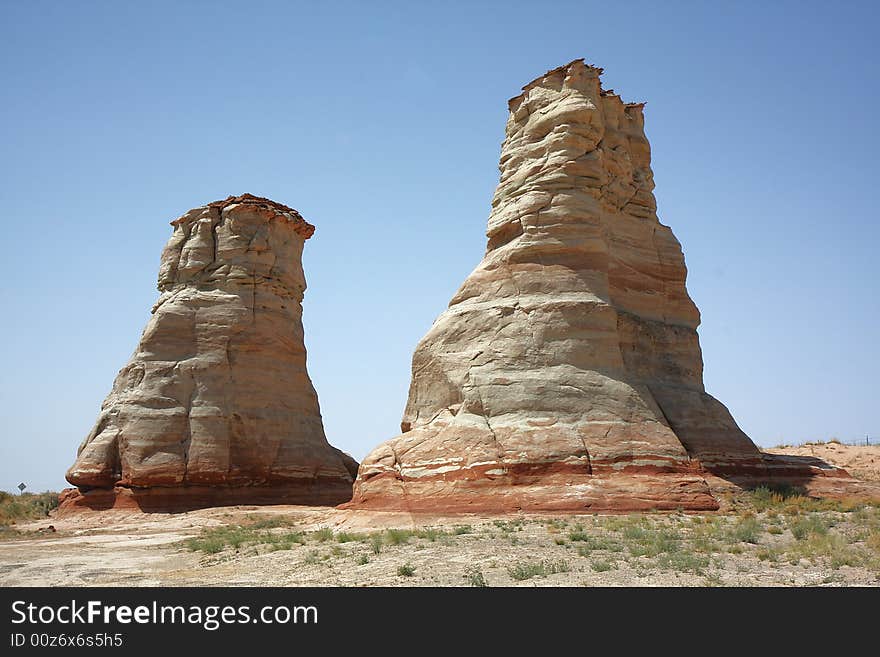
61,194,358,512
347,59,875,513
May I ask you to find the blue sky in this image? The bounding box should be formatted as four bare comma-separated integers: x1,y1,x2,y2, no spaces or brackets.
1,1,877,493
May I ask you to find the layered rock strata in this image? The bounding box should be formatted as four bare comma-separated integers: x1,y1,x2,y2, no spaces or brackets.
63,194,356,511
349,60,819,512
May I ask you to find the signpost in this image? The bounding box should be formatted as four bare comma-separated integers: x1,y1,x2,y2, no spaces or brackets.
17,482,26,495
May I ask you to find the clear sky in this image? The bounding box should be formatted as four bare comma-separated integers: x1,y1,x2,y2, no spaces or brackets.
1,1,878,493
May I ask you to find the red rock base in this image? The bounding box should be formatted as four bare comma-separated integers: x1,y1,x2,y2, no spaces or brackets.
57,482,353,515
344,454,880,514
344,469,721,513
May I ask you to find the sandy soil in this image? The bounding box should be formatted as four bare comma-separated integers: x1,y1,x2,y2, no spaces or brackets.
2,445,879,587
2,496,879,587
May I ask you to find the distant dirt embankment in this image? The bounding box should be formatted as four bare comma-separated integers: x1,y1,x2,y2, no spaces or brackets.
766,443,880,482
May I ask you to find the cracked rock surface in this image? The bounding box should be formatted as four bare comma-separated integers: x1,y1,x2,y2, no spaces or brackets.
349,60,770,512
64,194,357,511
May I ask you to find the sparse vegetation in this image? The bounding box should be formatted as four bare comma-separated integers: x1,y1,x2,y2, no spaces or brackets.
415,527,444,542
654,551,710,574
728,515,762,544
572,535,623,554
113,493,880,586
0,491,59,527
624,526,682,558
507,560,570,581
184,522,307,554
788,514,830,540
270,531,306,550
313,527,334,542
385,528,413,545
464,566,487,587
493,519,524,533
747,485,870,514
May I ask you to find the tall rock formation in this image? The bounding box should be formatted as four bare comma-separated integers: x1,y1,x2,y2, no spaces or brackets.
349,60,767,512
63,194,357,511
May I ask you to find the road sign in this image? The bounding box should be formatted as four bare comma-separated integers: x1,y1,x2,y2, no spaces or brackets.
17,483,26,493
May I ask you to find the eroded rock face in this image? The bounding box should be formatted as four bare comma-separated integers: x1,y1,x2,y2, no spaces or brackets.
349,60,768,512
64,194,356,510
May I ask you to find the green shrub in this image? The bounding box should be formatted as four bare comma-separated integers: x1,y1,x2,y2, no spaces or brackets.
312,527,334,542
729,516,763,544
268,531,305,550
397,563,416,577
385,529,413,545
785,532,860,568
184,522,305,554
246,516,288,530
626,528,682,558
414,528,445,541
507,560,570,581
655,551,710,574
573,535,623,555
465,566,487,587
788,515,830,541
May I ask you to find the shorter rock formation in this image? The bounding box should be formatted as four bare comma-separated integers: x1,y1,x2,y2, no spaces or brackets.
62,194,356,512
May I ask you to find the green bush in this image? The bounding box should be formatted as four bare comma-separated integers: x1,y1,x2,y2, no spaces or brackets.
788,515,830,541
184,522,305,554
385,529,413,545
312,527,334,542
626,528,682,558
728,516,763,544
465,566,487,587
655,551,710,574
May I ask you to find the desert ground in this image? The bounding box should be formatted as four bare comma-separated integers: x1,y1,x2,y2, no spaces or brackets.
2,443,878,588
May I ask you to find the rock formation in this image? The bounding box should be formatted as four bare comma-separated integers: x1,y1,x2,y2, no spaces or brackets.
348,60,790,512
63,194,357,511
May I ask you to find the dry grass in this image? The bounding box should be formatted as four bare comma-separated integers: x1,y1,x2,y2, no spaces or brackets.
0,491,58,527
